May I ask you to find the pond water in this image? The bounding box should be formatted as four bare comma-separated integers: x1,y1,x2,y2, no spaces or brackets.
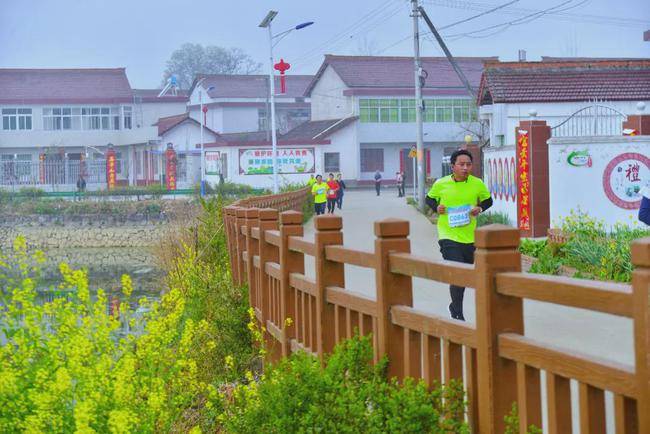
36,247,165,307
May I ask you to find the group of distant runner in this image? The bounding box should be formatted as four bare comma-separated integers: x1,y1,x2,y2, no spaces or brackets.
308,173,346,216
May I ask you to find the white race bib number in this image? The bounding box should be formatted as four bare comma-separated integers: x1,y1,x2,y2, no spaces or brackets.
447,205,471,227
317,188,325,195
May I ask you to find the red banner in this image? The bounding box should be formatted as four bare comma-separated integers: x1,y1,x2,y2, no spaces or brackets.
106,150,117,190
166,146,177,191
39,154,45,184
516,130,530,231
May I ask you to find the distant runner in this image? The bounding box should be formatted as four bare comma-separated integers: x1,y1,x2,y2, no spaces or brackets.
426,149,492,321
307,174,316,187
311,174,329,216
326,173,339,214
336,173,346,210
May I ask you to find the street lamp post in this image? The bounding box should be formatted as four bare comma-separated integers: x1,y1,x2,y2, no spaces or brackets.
259,11,313,193
197,77,215,196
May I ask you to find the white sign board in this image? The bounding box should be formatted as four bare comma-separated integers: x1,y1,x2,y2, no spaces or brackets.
205,151,221,175
239,148,315,175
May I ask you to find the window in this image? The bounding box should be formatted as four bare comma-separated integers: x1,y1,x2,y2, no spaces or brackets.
360,98,477,123
2,108,32,130
324,152,340,173
123,106,132,129
44,106,121,130
400,99,416,123
360,148,384,172
258,108,268,131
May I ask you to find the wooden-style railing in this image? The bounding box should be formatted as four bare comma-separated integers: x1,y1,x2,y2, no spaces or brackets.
222,202,650,434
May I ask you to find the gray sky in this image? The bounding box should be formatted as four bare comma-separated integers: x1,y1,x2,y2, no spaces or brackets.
1,0,649,88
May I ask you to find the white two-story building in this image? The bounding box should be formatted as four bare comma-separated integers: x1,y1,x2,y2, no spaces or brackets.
201,55,494,189
0,68,187,189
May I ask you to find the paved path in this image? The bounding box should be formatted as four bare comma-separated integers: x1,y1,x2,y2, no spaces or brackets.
302,190,632,430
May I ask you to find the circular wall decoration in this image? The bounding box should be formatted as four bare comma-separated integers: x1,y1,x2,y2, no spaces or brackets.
497,159,504,200
510,157,516,202
492,159,497,195
485,158,491,194
602,152,650,209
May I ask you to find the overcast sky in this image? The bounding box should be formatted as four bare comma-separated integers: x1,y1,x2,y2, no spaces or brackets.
1,0,649,88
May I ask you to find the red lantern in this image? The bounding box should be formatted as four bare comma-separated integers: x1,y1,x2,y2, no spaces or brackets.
274,58,291,94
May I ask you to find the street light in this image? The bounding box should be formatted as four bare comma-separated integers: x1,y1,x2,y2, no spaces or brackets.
259,11,314,193
196,77,216,196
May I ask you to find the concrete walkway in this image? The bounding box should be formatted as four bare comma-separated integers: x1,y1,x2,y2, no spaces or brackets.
302,189,632,432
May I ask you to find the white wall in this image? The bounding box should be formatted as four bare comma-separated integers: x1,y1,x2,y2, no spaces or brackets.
548,136,650,228
483,145,517,225
309,66,353,121
359,142,444,181
221,106,259,133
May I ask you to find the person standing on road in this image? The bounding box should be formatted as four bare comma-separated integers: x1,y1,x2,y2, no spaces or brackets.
396,172,404,197
425,149,492,321
326,173,339,214
311,175,329,216
76,174,86,201
374,170,382,196
336,173,346,210
639,186,650,225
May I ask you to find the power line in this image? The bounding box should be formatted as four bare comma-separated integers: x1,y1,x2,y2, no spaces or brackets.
377,0,518,54
421,0,650,27
292,0,401,69
443,0,586,39
294,1,408,71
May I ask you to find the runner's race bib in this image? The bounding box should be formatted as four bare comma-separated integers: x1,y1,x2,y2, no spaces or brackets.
447,205,471,227
317,188,325,195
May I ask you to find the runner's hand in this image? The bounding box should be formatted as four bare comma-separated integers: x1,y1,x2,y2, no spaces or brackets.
437,205,446,214
470,206,482,216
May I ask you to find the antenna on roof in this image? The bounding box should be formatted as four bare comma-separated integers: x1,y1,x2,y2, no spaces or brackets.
158,75,178,97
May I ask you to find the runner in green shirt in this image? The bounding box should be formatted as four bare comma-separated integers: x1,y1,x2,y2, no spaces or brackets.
426,149,492,321
307,174,316,187
311,175,329,216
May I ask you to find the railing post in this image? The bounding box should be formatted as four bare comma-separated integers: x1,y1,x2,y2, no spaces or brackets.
632,237,650,433
279,211,304,358
223,206,238,285
244,208,260,312
258,208,279,355
234,208,247,286
474,224,522,434
374,218,412,380
314,215,344,361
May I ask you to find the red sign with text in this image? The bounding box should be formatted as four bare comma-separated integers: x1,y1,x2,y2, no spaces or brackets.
516,130,531,231
166,147,177,191
106,150,117,190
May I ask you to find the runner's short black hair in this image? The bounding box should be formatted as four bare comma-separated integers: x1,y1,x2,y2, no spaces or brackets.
450,149,473,165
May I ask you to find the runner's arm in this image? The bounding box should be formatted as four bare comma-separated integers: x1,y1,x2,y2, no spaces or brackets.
479,197,493,212
425,196,438,212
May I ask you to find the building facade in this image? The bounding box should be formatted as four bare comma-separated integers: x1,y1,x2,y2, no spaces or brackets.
0,68,187,189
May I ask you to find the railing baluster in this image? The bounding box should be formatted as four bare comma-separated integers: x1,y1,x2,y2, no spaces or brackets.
547,372,573,434
631,238,650,433
516,362,542,432
578,383,606,434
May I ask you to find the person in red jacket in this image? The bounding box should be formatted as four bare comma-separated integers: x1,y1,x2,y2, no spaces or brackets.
326,173,339,214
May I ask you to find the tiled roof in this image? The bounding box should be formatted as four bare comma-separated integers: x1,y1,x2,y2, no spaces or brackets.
0,68,134,104
217,130,271,143
478,59,650,105
191,74,313,99
305,55,496,96
133,88,188,102
281,117,358,141
154,112,220,137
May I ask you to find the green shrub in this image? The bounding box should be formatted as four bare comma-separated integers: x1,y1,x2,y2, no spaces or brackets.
221,334,469,433
477,211,512,227
519,238,547,258
504,403,542,434
558,210,649,282
529,245,562,275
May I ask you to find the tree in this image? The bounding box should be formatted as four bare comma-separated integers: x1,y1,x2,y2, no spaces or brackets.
161,43,262,89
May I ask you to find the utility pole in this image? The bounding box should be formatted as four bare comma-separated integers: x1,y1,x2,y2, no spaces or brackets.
411,0,426,210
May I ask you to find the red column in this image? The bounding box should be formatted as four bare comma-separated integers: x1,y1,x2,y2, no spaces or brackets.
106,147,117,190
622,114,650,135
516,120,550,237
165,144,177,191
